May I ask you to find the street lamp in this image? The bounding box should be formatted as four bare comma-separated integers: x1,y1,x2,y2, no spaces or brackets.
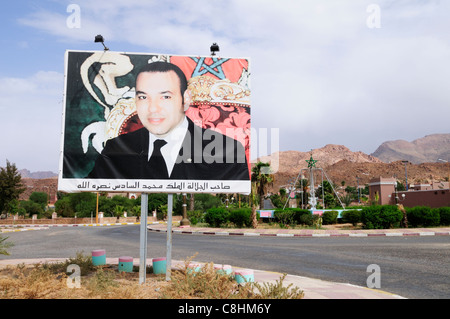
94,34,109,51
210,43,219,56
402,160,409,191
356,176,361,204
438,159,449,188
180,193,190,226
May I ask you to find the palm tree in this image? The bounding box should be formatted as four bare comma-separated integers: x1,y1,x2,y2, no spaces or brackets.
296,178,309,209
251,162,274,210
249,162,273,229
114,205,125,221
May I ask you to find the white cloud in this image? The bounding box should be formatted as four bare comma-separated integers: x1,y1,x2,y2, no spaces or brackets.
8,0,450,170
0,71,63,172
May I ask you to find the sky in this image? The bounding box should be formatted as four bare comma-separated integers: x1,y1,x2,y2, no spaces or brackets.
1,0,449,173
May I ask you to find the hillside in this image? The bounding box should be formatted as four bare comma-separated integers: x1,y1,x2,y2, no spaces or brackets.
19,169,58,179
255,145,449,192
371,133,450,164
257,144,382,175
19,178,58,204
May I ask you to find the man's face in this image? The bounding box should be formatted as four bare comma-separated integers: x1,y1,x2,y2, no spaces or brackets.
135,71,190,137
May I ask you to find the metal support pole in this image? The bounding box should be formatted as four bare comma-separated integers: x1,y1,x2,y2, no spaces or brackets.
180,193,190,226
96,192,99,224
139,193,148,284
166,194,173,281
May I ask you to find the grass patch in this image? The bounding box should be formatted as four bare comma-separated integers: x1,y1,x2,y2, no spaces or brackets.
155,254,303,299
0,253,303,299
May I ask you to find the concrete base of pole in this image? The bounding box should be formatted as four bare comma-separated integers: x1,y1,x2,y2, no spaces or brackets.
180,218,190,226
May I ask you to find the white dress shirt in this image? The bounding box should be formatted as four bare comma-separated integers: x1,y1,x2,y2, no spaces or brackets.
147,116,189,177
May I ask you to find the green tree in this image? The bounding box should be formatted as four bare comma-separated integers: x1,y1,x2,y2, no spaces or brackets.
316,181,338,208
251,162,274,209
29,192,48,211
114,205,125,220
110,195,133,215
0,160,26,215
269,193,283,208
7,199,20,216
98,195,114,216
344,186,358,201
191,193,222,210
69,193,97,217
54,196,74,217
396,181,406,192
131,205,141,216
341,194,353,207
19,200,44,217
148,193,168,214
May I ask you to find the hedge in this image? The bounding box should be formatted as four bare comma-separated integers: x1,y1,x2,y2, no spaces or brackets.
433,207,450,226
342,210,361,226
406,206,440,227
204,207,229,227
204,207,253,228
187,210,204,225
228,208,252,228
274,208,312,226
322,211,338,225
361,205,403,229
203,205,450,229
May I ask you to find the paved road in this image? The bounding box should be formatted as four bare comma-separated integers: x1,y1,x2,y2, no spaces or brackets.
2,225,450,299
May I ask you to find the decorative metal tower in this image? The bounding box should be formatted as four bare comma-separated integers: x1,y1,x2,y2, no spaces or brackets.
283,151,345,210
305,152,318,209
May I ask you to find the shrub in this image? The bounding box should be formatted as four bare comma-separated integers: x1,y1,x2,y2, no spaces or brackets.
291,209,312,225
434,207,450,226
299,213,313,226
228,208,252,228
342,210,362,226
312,214,322,228
274,210,295,227
379,205,403,229
322,211,338,225
406,206,440,227
204,207,229,227
187,210,204,225
360,206,379,229
160,255,304,299
42,251,94,276
361,205,402,229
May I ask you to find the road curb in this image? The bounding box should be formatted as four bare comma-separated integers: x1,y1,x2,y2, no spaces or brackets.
0,222,161,233
147,226,450,238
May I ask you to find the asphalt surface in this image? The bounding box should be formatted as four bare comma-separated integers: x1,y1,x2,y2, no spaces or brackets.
1,223,450,299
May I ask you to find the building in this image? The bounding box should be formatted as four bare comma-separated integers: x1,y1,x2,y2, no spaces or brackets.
369,177,450,208
368,177,397,205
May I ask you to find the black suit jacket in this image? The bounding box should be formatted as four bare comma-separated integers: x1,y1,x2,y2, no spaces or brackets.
88,118,250,180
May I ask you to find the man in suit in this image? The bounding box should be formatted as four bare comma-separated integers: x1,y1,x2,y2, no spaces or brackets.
88,61,249,180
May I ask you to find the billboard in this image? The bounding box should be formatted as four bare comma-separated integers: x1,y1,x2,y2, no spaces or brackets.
58,50,251,194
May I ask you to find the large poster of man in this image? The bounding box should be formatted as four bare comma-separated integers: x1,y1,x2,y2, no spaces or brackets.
58,50,251,194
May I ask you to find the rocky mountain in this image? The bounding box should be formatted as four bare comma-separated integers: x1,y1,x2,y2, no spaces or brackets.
257,144,382,175
255,144,449,192
19,169,58,179
371,133,450,164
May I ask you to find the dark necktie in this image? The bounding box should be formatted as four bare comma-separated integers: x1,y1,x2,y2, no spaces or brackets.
147,139,168,179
